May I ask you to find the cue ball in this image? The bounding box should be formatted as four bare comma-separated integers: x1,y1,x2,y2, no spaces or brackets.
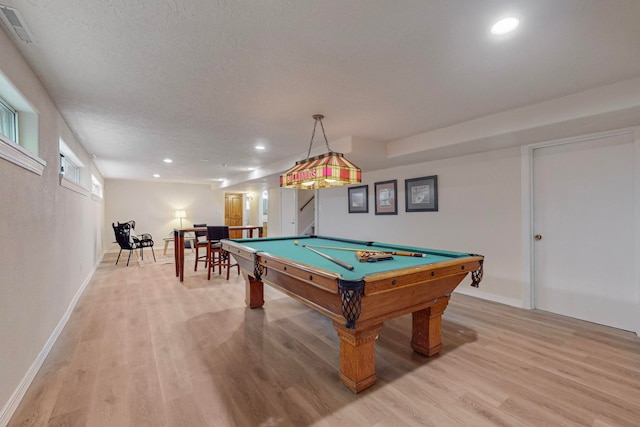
294,240,299,245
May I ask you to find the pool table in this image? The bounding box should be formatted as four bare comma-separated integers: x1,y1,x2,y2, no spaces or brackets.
221,235,484,393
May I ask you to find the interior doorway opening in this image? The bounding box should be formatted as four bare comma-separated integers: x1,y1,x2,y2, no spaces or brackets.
224,190,269,238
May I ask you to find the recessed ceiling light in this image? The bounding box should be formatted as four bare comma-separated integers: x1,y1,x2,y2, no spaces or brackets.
491,17,519,35
153,174,160,178
163,158,173,163
247,167,256,171
255,145,265,150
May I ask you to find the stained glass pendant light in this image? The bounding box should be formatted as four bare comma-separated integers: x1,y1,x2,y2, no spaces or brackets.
280,115,361,189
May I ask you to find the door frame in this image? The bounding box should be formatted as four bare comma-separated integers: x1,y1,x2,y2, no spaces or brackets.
521,126,640,333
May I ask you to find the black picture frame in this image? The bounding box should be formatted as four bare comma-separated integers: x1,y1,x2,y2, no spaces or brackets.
348,185,368,213
374,180,397,215
405,175,438,212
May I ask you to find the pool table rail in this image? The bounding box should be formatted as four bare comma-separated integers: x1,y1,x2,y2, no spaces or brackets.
224,239,344,292
224,238,483,295
362,255,484,294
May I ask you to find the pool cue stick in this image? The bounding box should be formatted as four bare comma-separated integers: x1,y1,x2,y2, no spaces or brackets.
302,245,355,271
304,244,426,258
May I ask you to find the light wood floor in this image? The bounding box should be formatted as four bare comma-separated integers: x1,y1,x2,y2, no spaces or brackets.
9,253,640,426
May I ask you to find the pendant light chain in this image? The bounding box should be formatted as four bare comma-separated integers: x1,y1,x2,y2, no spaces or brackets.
306,114,332,160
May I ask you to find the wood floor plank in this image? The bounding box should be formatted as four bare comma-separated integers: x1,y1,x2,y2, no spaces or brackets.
126,362,167,427
164,394,207,427
48,339,102,420
8,369,64,427
85,363,129,426
8,254,640,426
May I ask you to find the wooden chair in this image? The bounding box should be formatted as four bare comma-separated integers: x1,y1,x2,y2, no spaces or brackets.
206,226,240,280
193,223,208,271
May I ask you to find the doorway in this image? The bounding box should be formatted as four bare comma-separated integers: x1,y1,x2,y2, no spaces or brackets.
280,188,297,236
530,128,638,332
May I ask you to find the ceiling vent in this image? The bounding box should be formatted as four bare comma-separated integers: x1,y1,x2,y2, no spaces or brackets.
0,4,35,44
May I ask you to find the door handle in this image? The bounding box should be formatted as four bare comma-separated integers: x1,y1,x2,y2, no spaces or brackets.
534,234,542,241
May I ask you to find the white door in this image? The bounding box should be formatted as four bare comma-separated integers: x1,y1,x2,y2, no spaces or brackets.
280,188,297,236
533,131,637,331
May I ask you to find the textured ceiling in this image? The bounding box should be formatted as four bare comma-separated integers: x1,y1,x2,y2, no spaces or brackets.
2,0,640,190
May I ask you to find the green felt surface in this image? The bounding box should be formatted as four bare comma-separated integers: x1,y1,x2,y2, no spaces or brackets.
228,235,472,280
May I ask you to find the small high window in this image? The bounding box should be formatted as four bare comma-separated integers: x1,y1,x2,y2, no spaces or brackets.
60,153,80,184
0,73,43,175
58,138,88,195
91,174,103,199
0,96,17,142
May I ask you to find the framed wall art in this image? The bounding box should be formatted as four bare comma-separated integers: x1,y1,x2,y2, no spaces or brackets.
374,180,397,215
405,175,438,212
348,185,368,213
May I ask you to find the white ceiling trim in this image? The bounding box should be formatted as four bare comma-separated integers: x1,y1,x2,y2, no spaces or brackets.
388,76,640,158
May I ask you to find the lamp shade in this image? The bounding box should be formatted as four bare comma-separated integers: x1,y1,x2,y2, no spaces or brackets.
280,152,361,190
175,209,187,228
280,114,361,190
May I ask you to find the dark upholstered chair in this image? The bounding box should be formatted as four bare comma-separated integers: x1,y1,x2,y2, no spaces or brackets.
193,223,208,271
206,226,239,280
112,221,156,266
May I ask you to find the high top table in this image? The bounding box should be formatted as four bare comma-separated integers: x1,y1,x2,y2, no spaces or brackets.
173,225,263,281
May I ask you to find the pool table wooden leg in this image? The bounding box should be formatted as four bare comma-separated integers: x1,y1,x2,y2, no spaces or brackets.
334,321,383,393
245,275,264,309
411,296,450,356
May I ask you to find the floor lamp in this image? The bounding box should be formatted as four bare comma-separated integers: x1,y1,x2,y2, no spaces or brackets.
175,210,186,228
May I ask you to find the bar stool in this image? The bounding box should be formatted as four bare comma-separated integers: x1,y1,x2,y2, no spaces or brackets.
193,223,208,271
207,226,240,280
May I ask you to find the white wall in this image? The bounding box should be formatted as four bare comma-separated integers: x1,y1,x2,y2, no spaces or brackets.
267,187,282,237
0,30,105,422
104,179,226,251
249,196,260,226
317,147,523,304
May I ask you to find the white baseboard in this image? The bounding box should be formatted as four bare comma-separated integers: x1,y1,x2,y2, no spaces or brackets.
454,286,524,308
0,254,103,427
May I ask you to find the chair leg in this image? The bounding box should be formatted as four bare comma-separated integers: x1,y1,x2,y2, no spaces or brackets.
116,249,123,265
225,254,240,280
151,246,156,262
126,250,132,266
140,247,144,260
196,245,208,271
208,249,222,280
